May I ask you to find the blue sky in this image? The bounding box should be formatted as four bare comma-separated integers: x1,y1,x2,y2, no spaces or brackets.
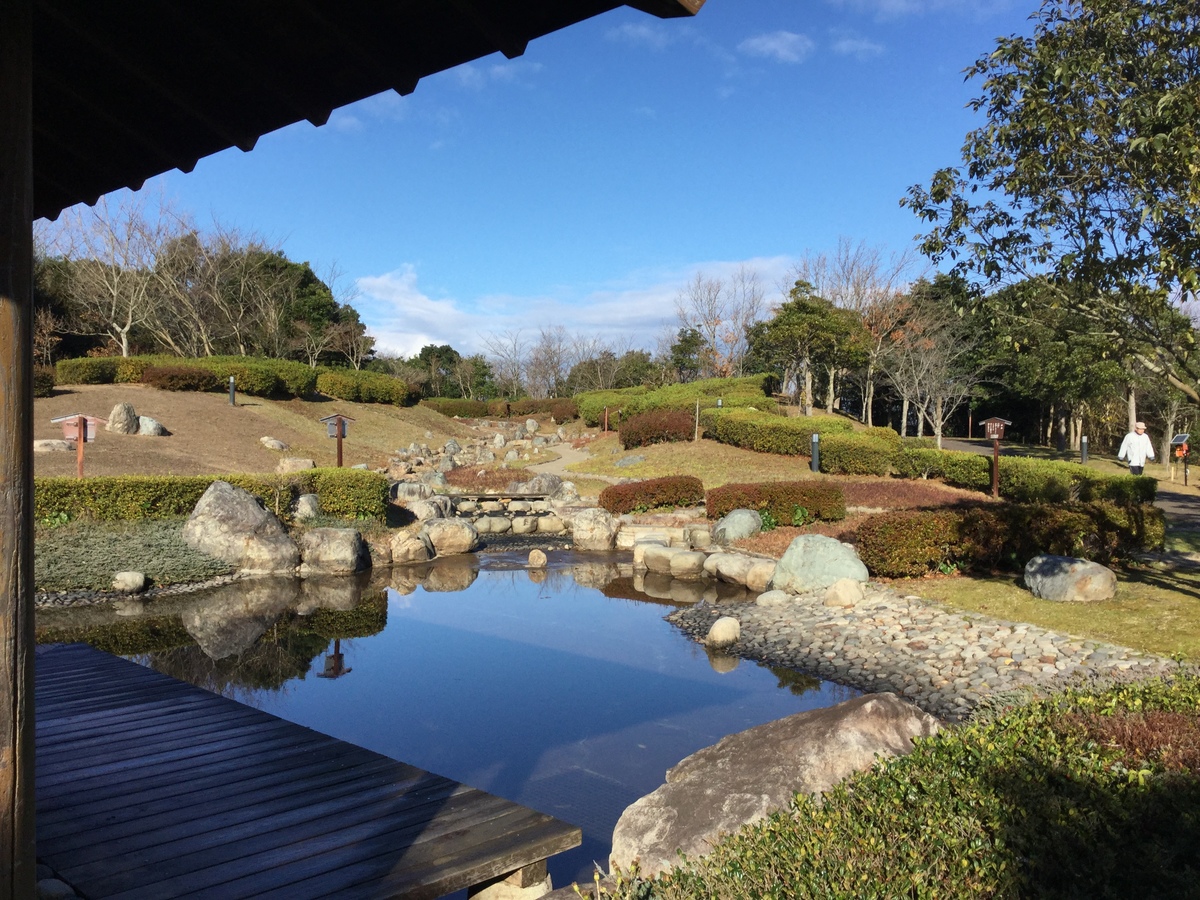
148,0,1034,359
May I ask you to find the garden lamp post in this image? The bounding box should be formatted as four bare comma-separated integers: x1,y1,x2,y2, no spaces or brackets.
320,413,354,467
981,417,1012,498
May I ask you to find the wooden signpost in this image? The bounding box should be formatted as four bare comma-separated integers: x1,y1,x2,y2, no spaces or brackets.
981,417,1012,498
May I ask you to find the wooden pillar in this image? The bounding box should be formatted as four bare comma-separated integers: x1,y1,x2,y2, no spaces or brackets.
0,0,37,896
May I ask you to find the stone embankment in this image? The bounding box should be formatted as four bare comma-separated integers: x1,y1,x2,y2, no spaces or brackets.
669,583,1176,721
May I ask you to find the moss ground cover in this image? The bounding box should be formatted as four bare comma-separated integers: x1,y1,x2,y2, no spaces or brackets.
35,518,233,591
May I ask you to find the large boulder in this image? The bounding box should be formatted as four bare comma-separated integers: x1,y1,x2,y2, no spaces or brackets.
569,508,619,551
390,531,432,565
421,518,481,556
276,457,316,474
137,415,168,436
1024,555,1117,602
769,534,868,594
391,482,433,504
105,402,139,434
182,480,300,575
611,694,940,878
712,509,762,544
702,552,756,585
298,528,370,576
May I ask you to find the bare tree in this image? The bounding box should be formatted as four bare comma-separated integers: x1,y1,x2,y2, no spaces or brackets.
790,238,917,424
483,329,526,398
32,307,62,366
47,190,178,356
675,268,766,379
725,265,765,377
525,326,571,398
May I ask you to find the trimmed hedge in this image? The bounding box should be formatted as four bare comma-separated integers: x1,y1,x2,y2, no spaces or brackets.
895,447,1157,504
141,365,223,392
705,481,846,523
857,501,1167,577
576,376,775,427
55,355,320,398
817,433,895,476
34,469,389,523
316,368,416,405
483,398,579,420
419,398,490,418
619,409,694,450
598,475,705,515
701,407,854,455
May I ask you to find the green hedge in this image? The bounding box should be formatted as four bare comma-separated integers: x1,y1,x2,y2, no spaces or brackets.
705,481,846,523
624,674,1200,900
857,501,1167,577
817,434,895,476
576,376,775,426
316,368,415,405
420,398,490,418
33,365,56,397
895,447,1157,504
701,407,854,455
55,355,319,398
35,469,388,523
598,476,706,515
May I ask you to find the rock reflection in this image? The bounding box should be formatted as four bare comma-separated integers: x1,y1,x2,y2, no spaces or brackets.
705,647,740,673
181,576,302,660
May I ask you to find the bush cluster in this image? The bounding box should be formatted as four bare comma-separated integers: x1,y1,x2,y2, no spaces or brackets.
622,674,1200,900
576,376,775,426
619,410,695,449
34,469,389,524
705,481,846,523
598,475,705,515
141,365,223,392
701,408,854,455
33,365,55,398
419,398,490,418
316,369,415,405
856,500,1166,577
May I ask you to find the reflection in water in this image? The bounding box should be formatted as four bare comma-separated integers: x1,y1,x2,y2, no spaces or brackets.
36,550,857,889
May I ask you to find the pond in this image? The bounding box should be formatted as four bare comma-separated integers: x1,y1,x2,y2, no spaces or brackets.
38,549,858,891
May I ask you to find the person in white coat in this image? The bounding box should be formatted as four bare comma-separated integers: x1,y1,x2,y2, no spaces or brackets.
1118,421,1155,475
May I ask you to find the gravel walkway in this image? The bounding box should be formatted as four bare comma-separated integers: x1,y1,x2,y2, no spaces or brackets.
667,582,1177,722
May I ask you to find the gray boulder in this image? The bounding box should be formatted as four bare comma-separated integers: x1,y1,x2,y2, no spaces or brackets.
421,518,481,555
525,418,539,434
712,508,762,544
298,528,370,576
137,415,168,436
611,693,940,878
276,457,316,474
33,440,73,453
182,480,300,575
391,531,433,565
111,571,147,593
506,472,563,495
770,534,868,593
260,436,289,451
569,508,619,551
293,493,321,521
391,482,433,503
1024,554,1117,602
443,439,462,456
105,402,139,434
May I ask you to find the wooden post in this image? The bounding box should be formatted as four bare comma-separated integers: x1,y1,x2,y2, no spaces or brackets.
992,438,1000,498
336,418,344,468
0,0,38,894
76,415,85,478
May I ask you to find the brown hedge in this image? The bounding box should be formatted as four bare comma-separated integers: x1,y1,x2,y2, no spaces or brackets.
705,481,846,523
598,475,705,515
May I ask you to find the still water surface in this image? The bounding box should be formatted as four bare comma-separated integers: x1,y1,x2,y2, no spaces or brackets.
135,550,858,889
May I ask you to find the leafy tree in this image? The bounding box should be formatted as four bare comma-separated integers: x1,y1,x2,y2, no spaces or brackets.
903,0,1200,399
668,327,704,384
411,344,462,398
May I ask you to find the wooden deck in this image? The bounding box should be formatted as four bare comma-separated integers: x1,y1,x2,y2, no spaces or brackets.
35,643,581,899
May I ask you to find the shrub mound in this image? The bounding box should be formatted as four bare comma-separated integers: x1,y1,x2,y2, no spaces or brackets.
316,369,415,405
55,355,320,398
616,674,1200,900
619,410,695,450
599,475,705,515
419,398,490,418
701,407,854,455
33,365,55,398
705,481,846,524
576,376,775,427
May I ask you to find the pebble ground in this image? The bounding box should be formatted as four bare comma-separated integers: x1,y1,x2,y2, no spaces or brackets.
669,583,1178,721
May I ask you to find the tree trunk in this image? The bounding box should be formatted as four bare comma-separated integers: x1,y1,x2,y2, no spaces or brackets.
899,397,909,438
825,367,835,414
803,365,813,417
1127,385,1138,432
864,377,875,427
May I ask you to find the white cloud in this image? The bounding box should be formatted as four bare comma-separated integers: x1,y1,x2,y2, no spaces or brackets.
831,33,885,60
737,32,816,65
355,257,799,359
606,22,672,50
450,60,543,91
824,0,1022,22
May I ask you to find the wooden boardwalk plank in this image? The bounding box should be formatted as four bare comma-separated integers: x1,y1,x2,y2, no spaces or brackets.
36,644,581,899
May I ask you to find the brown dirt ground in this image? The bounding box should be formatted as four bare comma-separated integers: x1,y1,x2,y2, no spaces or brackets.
33,384,476,478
